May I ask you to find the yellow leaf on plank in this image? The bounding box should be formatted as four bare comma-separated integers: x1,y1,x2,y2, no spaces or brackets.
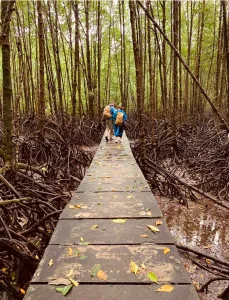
155,220,163,226
147,225,160,233
112,196,118,199
68,277,79,286
127,195,133,199
112,219,126,223
48,259,53,267
206,259,212,264
97,270,108,281
112,219,126,224
20,289,25,294
67,247,73,256
164,247,170,255
156,285,174,292
147,211,152,216
90,225,98,230
75,204,81,208
130,261,139,275
69,204,75,209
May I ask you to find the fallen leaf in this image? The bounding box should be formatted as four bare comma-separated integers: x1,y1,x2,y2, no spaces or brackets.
164,247,170,255
91,264,101,277
138,211,147,216
75,204,81,208
140,234,148,238
1,268,7,272
35,255,39,260
147,272,158,283
74,249,80,256
68,277,79,286
112,219,126,223
80,237,84,242
67,247,73,256
147,225,160,233
20,289,25,294
140,263,146,269
56,284,73,296
127,195,133,199
206,259,212,264
112,196,118,199
90,225,98,230
156,284,174,292
79,241,90,246
48,259,53,267
147,211,152,216
69,204,75,209
111,188,115,191
97,270,107,281
155,220,163,226
49,278,71,285
67,269,74,277
130,261,139,275
193,281,200,289
80,255,88,260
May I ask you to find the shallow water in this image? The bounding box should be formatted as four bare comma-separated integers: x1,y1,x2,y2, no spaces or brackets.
156,195,229,300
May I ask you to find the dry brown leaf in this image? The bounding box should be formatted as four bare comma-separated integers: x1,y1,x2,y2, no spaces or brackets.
140,234,148,238
206,259,212,264
97,270,108,281
155,220,163,226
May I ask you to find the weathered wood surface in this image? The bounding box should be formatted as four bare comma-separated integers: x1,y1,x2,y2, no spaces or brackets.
25,133,199,299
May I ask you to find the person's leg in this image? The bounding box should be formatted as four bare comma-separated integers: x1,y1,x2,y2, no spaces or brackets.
108,119,113,140
105,120,109,141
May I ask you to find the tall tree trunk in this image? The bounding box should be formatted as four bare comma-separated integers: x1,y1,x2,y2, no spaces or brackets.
129,1,145,160
37,0,45,135
1,0,15,164
222,0,229,121
172,0,179,133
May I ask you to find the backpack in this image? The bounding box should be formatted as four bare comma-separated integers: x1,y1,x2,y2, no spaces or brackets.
103,105,112,119
115,111,124,126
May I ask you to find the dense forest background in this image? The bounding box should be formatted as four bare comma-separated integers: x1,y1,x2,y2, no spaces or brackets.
1,0,229,123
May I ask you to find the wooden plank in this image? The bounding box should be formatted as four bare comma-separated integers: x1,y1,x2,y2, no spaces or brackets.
31,245,190,284
49,219,173,245
25,284,199,300
77,182,151,192
60,192,162,219
81,176,149,185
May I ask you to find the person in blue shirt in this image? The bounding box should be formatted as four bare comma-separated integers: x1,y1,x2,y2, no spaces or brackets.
113,104,127,143
105,102,116,141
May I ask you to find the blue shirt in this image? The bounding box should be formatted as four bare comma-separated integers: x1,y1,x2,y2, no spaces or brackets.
110,105,117,120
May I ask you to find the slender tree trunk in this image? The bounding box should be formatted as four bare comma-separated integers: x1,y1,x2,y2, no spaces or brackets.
222,0,229,121
37,0,45,135
1,0,15,164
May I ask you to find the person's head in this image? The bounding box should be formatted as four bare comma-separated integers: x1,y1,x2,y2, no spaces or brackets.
118,103,123,110
109,102,114,106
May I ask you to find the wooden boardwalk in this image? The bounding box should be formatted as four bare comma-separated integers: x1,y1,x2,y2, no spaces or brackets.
25,133,199,300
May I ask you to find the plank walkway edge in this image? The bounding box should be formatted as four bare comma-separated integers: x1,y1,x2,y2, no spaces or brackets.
25,133,199,300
